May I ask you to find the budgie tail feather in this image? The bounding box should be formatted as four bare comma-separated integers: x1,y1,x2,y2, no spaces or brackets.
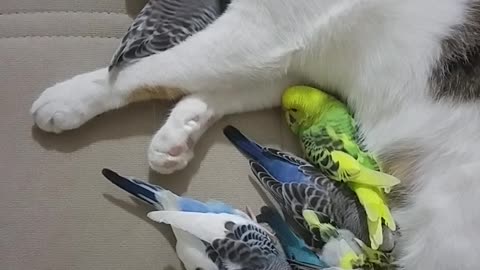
102,168,168,209
223,125,269,164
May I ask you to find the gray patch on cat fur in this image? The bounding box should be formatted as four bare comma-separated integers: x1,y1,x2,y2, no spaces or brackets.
430,1,480,101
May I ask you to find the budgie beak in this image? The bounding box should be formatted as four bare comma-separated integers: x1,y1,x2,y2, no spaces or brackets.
285,111,298,133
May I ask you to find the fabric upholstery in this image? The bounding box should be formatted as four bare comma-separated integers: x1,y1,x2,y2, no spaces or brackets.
0,1,298,269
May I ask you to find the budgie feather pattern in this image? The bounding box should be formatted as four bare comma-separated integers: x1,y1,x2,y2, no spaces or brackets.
223,125,369,247
148,211,292,270
256,206,331,269
110,0,230,70
102,168,257,270
205,222,280,269
282,86,400,249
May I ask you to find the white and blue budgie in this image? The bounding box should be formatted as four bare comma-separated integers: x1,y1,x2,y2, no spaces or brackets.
102,168,294,270
110,0,231,70
148,211,293,270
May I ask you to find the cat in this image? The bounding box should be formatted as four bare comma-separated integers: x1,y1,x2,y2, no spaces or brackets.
31,0,480,269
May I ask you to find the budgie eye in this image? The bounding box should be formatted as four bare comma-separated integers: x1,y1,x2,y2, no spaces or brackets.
291,108,298,112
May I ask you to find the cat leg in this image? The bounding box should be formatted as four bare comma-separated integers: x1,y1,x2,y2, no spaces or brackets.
31,0,294,133
148,79,293,174
31,68,112,133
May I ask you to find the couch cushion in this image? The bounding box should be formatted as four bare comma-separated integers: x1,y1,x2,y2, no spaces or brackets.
0,1,297,269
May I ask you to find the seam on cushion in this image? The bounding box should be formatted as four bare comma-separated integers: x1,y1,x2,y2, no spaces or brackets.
0,11,126,16
0,10,126,15
0,36,120,40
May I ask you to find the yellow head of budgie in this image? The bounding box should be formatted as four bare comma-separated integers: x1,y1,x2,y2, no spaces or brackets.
281,86,338,135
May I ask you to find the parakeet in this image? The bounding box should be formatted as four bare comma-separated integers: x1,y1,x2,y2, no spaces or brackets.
302,210,394,270
102,168,251,270
256,206,331,269
281,86,399,249
110,0,231,70
223,125,369,247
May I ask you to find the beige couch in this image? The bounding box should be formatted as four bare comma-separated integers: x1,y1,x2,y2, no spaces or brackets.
0,1,300,269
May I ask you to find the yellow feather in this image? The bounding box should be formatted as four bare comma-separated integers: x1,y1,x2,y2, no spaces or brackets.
282,85,334,114
331,150,400,188
368,219,383,250
302,209,321,227
352,184,396,249
381,204,397,231
331,150,361,177
339,250,359,269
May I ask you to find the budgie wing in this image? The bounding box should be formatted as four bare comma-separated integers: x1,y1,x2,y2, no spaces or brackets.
301,125,346,172
302,118,365,167
110,0,229,70
208,222,282,269
147,211,245,241
262,146,311,167
149,211,281,269
250,161,334,222
303,127,399,187
249,160,335,248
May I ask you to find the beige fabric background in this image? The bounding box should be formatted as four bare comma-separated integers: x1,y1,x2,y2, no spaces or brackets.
0,1,299,269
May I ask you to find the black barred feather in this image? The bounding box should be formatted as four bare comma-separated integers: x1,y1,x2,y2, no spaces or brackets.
205,221,290,270
249,159,369,247
263,147,310,167
110,0,231,70
224,125,369,248
302,132,342,176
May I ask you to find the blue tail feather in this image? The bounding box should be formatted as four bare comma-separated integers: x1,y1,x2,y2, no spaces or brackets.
223,125,269,164
102,168,238,214
224,125,310,183
257,206,329,268
102,168,163,208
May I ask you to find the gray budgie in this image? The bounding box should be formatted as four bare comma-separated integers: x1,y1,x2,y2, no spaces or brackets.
110,0,231,70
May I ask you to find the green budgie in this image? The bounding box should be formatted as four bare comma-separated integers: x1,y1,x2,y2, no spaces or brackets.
281,85,399,250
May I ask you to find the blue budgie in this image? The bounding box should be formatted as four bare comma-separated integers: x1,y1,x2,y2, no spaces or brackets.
102,168,292,270
223,126,394,269
223,125,369,247
110,0,231,70
256,206,330,269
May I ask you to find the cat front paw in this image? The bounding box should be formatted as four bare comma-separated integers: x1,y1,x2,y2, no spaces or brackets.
31,69,114,133
148,97,214,174
148,136,195,174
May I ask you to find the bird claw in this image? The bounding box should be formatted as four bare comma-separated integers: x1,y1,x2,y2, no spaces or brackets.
245,205,256,221
353,238,393,267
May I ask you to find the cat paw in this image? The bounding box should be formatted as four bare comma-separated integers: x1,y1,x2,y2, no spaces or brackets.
30,69,113,133
148,97,214,174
